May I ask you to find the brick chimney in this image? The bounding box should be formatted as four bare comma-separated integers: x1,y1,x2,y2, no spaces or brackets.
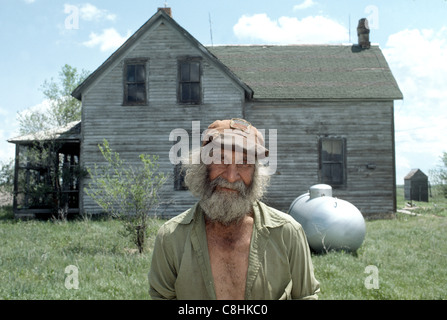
357,18,370,49
158,7,172,17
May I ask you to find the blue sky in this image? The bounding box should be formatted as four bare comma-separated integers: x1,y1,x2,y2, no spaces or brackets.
1,0,446,184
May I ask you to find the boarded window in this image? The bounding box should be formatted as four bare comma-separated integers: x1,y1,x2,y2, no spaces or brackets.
124,60,147,105
179,60,201,104
319,137,346,187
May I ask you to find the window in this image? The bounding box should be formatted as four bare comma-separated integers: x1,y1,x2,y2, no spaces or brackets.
178,60,201,104
174,163,188,191
319,137,346,187
124,60,147,105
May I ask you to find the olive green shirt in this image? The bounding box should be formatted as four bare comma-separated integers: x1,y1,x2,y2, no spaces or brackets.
149,201,320,300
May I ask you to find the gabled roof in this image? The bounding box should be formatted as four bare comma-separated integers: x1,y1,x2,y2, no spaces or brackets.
208,45,403,101
404,169,428,180
72,9,402,102
72,10,253,100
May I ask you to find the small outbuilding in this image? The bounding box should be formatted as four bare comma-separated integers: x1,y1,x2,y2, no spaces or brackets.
404,169,429,202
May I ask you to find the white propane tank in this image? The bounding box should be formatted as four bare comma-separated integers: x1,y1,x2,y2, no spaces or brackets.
288,184,366,253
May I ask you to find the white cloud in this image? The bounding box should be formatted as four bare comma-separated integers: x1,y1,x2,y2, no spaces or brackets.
78,3,117,22
17,99,52,120
83,28,130,52
24,0,35,3
383,27,447,183
233,14,348,44
293,0,316,11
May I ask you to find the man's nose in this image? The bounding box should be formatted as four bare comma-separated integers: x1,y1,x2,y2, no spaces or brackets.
222,164,240,183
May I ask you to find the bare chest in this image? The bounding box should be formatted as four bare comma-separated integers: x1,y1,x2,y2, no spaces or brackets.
206,220,254,300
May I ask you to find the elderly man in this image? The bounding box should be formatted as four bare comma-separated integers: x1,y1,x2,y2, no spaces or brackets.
149,119,319,300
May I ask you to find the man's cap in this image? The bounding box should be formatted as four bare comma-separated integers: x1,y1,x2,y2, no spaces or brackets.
202,118,269,159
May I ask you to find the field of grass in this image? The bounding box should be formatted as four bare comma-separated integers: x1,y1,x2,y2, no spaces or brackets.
0,188,446,300
0,208,164,300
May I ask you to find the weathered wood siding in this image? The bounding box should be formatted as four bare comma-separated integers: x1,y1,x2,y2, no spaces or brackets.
245,101,396,218
80,20,245,217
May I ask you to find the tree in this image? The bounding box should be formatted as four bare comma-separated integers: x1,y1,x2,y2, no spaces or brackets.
18,64,89,134
0,159,14,194
86,139,168,253
429,152,447,198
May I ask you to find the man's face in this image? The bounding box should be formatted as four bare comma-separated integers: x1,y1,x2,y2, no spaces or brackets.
184,147,269,225
207,150,255,192
198,150,255,225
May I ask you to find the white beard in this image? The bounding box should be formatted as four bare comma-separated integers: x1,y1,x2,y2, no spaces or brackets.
183,154,270,225
199,177,253,225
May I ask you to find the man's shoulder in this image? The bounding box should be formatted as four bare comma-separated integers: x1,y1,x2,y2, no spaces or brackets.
256,201,304,231
257,202,309,248
157,203,198,236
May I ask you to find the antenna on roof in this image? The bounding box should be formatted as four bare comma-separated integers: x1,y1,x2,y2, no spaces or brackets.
164,1,168,8
209,12,214,47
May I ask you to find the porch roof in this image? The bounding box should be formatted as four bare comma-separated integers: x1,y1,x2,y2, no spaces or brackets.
8,121,81,145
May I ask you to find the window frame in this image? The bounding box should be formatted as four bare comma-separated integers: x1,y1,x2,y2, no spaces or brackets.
177,57,202,105
123,58,148,106
172,128,191,191
318,137,347,188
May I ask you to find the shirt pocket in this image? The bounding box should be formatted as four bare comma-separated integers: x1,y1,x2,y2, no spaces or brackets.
278,280,293,300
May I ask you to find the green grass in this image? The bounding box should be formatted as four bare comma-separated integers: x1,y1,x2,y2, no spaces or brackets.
313,213,447,299
0,207,164,300
396,185,447,217
313,187,447,299
1,189,447,299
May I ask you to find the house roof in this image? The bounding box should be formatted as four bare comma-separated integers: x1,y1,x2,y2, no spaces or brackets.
72,9,402,102
8,121,81,145
72,9,253,101
208,45,403,101
404,169,428,180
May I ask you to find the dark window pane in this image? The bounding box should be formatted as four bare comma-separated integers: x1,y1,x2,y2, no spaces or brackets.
127,84,137,102
136,65,145,82
135,84,145,102
320,138,345,186
127,65,135,82
181,83,191,101
190,62,200,82
126,63,146,104
330,163,343,184
322,163,343,185
180,63,190,82
190,83,200,102
322,164,332,183
179,61,201,103
174,163,187,190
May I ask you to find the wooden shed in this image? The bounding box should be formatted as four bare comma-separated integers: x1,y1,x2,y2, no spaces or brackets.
404,169,429,202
